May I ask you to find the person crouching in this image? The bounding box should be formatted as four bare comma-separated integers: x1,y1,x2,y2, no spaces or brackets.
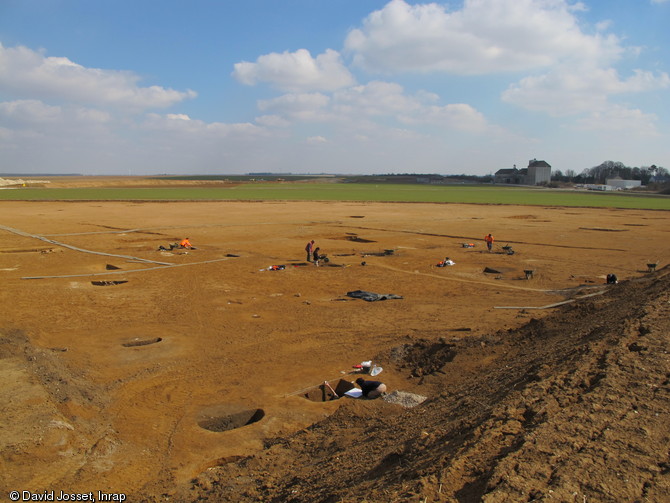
355,378,387,399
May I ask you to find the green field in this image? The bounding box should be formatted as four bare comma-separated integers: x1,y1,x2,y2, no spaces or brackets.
1,183,669,210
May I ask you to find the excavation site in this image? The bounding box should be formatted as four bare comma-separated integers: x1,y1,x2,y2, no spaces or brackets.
1,197,669,502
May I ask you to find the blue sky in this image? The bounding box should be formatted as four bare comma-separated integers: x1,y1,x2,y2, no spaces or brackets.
1,0,668,176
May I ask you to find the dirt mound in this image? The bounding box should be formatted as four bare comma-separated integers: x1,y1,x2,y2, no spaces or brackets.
179,268,670,503
386,339,457,378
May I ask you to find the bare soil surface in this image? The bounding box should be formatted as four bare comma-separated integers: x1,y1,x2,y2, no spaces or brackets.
0,188,668,502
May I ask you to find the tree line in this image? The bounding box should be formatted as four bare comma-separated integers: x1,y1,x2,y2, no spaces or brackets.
551,161,668,185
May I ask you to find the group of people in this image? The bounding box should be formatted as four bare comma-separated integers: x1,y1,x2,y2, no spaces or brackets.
305,239,326,266
434,233,492,266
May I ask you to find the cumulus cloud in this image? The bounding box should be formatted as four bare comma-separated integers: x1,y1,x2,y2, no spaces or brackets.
344,0,622,74
254,81,494,135
0,99,112,132
232,48,355,92
258,92,331,122
502,66,670,116
255,115,290,128
575,106,659,135
0,98,123,169
142,113,264,137
332,81,423,116
0,43,196,109
400,103,490,132
0,99,62,125
332,81,491,133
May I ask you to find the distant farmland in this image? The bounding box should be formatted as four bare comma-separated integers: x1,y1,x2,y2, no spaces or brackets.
1,183,669,210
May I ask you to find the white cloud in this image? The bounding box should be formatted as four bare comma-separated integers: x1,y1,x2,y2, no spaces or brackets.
574,106,659,135
232,48,355,92
332,81,423,116
254,81,496,136
0,99,62,124
255,115,290,128
0,99,112,132
400,103,490,132
142,113,264,137
344,0,622,74
0,43,196,109
502,66,670,116
258,92,331,122
306,135,328,144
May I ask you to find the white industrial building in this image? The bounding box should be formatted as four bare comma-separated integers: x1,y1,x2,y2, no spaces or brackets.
605,177,642,190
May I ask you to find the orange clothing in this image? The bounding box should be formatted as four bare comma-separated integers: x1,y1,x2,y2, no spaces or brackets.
180,238,192,248
484,234,494,244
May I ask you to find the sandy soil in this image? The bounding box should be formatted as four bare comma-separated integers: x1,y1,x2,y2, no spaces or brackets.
0,187,668,502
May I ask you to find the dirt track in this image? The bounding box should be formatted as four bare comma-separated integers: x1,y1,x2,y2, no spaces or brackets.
0,195,668,501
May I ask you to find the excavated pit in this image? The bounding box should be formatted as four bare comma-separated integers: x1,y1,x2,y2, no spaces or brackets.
122,337,163,347
198,408,265,432
302,379,356,402
91,280,128,286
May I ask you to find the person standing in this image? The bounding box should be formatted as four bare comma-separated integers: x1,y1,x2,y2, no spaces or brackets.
305,240,315,262
484,233,494,252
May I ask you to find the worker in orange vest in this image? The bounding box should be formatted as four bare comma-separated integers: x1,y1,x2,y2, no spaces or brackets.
180,237,193,249
484,233,494,252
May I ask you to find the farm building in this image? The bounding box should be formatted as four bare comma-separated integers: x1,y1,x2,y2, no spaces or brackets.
494,159,552,185
605,177,642,190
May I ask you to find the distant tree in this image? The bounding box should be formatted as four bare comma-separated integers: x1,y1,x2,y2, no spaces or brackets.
584,160,629,184
642,164,668,183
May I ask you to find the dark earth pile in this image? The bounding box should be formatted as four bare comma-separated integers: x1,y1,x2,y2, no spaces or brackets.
156,268,670,503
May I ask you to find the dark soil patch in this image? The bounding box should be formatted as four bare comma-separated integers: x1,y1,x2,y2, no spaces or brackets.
198,409,265,432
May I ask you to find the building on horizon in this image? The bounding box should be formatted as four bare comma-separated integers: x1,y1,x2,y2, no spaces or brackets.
605,177,642,190
494,159,551,185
